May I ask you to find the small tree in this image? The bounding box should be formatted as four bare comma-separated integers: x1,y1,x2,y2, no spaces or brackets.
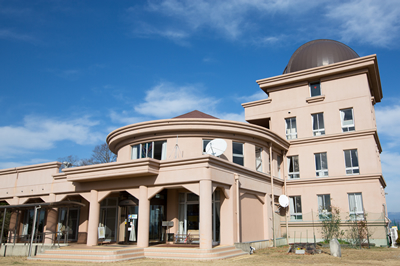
320,206,345,242
345,214,371,248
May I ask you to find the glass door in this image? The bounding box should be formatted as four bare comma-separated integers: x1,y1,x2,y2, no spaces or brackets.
99,197,118,242
212,191,220,245
22,209,46,242
57,208,80,242
178,193,199,243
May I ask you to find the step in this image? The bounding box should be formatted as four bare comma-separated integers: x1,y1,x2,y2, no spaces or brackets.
42,247,143,256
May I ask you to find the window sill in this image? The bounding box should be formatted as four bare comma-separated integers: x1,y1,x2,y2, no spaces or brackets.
306,95,325,103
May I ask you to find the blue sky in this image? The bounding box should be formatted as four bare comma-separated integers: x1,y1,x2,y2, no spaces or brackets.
0,0,399,211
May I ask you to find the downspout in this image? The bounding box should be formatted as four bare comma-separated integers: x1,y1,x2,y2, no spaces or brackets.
283,150,289,246
269,142,275,247
235,174,240,243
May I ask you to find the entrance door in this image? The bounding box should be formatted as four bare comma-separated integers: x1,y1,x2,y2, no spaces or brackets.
99,197,118,242
57,208,80,241
178,193,199,243
212,190,220,245
22,209,46,242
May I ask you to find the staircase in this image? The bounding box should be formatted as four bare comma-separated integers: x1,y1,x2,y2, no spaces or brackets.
144,245,247,260
30,245,247,262
30,247,145,262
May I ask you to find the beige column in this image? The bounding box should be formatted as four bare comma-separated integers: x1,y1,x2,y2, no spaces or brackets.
137,185,150,248
199,179,212,249
220,187,234,245
44,193,57,244
87,190,100,246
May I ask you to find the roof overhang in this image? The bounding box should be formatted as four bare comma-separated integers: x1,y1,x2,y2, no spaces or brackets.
256,54,383,103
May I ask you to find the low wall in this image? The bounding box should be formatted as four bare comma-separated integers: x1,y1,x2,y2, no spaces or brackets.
0,243,67,257
235,238,287,253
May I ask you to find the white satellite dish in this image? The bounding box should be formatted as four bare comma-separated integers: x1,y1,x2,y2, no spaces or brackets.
205,139,227,157
278,195,289,208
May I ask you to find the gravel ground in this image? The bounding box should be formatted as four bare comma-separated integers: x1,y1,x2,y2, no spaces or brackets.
1,246,400,265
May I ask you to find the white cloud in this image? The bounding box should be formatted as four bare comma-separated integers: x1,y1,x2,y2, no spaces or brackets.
375,104,400,147
0,28,37,43
217,112,246,122
380,151,400,212
129,0,320,42
0,115,103,157
238,90,268,103
0,158,52,170
326,0,400,47
134,82,219,118
109,110,143,125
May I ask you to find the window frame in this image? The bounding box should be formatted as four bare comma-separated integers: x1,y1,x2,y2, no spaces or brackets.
348,193,364,220
131,141,167,160
340,108,355,132
311,112,325,136
285,117,297,140
289,196,302,221
287,155,300,179
255,146,263,172
318,194,332,220
232,142,244,166
315,152,328,177
310,81,321,97
203,139,211,154
344,149,359,175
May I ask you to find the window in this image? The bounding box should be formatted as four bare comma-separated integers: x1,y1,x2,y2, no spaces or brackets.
132,141,167,160
289,196,302,221
315,152,328,177
232,142,244,166
318,194,331,220
348,193,364,220
311,113,325,136
277,155,282,178
255,146,263,172
310,82,321,97
287,155,300,179
340,108,355,132
344,149,359,175
203,139,211,154
285,117,297,140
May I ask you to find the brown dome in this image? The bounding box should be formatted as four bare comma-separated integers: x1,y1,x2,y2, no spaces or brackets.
283,39,359,74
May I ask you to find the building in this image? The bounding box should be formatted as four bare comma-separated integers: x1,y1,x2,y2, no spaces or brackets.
0,40,388,259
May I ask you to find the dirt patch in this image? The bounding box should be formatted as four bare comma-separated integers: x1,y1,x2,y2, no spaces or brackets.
1,246,400,266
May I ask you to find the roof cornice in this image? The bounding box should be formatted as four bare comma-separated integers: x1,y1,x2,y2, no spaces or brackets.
256,55,382,103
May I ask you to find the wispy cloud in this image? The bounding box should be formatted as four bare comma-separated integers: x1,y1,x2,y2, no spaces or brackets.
109,110,144,125
380,151,400,211
376,104,400,148
134,82,219,118
0,115,103,158
0,28,37,43
238,90,268,103
326,0,400,47
126,0,400,48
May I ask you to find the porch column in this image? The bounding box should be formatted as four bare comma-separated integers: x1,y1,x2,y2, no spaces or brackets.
87,190,100,246
199,179,212,249
137,185,150,248
44,193,57,244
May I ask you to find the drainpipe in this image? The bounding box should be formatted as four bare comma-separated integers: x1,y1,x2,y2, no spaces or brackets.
235,174,240,243
283,150,289,246
269,142,275,247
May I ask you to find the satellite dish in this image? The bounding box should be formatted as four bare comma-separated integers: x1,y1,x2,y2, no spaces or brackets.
278,195,289,208
205,139,227,157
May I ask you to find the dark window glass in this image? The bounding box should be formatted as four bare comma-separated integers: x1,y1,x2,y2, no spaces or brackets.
310,82,321,97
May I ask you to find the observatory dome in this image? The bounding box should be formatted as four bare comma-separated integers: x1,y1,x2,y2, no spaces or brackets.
283,39,359,74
